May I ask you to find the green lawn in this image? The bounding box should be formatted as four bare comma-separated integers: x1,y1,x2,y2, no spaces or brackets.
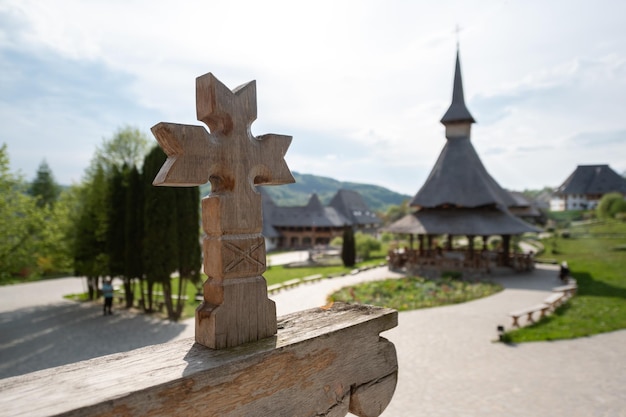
504,220,626,342
164,254,388,320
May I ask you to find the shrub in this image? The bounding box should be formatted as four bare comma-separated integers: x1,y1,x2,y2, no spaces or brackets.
355,232,381,261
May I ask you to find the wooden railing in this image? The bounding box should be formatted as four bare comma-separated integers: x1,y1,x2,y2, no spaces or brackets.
388,249,535,275
0,303,398,417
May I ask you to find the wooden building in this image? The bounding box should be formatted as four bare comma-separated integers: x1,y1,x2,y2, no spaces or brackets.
385,49,540,276
261,188,381,251
550,164,626,211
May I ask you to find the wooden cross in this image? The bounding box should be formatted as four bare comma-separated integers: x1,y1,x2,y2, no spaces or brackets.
151,73,294,349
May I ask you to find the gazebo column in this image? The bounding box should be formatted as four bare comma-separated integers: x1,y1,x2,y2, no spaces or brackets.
446,234,453,251
409,234,414,250
427,235,434,251
467,235,475,260
482,236,488,250
418,234,424,256
502,234,511,266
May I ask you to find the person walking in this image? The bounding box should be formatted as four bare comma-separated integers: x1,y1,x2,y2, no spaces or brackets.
559,261,570,283
102,279,114,315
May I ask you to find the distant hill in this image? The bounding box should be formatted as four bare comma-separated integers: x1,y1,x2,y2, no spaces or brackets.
199,172,410,212
262,172,411,212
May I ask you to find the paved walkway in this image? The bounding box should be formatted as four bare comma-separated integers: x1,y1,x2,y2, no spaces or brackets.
0,265,624,416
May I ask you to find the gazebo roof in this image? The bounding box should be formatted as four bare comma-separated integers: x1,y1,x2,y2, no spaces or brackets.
409,136,517,209
384,207,541,236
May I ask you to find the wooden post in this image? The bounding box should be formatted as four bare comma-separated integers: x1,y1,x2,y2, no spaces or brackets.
467,234,474,260
152,73,294,349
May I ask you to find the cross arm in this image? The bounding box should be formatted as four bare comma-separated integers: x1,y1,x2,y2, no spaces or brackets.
151,122,218,187
252,133,295,186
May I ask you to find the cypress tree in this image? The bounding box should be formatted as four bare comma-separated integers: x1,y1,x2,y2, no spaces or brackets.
29,160,60,208
74,165,109,299
124,165,143,307
174,185,201,318
107,165,127,279
341,224,356,267
141,146,179,316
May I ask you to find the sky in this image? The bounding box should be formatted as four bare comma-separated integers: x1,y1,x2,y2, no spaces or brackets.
1,0,625,197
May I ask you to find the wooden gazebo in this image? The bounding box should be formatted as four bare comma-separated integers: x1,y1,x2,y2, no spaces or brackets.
385,49,540,276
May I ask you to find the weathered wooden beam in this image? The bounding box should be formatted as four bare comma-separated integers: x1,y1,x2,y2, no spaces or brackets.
0,303,398,417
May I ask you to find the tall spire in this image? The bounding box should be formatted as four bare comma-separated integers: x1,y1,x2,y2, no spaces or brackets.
440,48,475,125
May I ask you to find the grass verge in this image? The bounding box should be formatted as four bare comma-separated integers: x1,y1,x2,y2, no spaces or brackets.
504,220,626,342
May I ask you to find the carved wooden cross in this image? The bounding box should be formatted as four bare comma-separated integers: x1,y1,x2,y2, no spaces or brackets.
151,73,294,349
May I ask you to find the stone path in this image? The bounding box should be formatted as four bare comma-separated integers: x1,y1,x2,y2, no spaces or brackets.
0,265,625,416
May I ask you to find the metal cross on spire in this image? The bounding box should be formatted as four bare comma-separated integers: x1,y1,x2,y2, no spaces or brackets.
455,24,462,49
152,73,294,349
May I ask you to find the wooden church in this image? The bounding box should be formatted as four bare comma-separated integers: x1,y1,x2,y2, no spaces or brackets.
386,49,540,275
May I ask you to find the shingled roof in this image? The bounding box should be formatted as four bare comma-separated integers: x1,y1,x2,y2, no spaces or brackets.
329,189,382,227
260,188,381,231
269,193,348,228
386,207,540,236
409,134,517,208
556,165,626,195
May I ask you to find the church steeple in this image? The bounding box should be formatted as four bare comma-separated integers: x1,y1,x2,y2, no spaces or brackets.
440,48,475,138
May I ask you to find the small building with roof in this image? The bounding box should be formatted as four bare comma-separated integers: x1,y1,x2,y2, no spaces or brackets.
549,164,626,211
261,188,381,251
385,48,540,276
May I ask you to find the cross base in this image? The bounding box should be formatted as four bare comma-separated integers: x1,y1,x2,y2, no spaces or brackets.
196,276,277,349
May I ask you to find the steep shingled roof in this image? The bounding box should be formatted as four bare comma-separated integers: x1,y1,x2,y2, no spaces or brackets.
556,165,626,195
329,189,382,226
260,189,380,230
388,49,538,237
409,136,517,208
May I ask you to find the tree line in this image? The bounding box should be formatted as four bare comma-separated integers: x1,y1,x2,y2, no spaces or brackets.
0,127,201,321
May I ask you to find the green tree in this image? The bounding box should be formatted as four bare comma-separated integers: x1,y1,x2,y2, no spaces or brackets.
73,126,150,298
141,146,179,317
107,165,128,279
36,186,81,275
341,225,356,267
29,160,60,208
124,165,144,307
74,165,109,299
382,200,411,225
174,184,201,317
0,144,44,279
597,192,626,219
355,232,381,261
94,126,150,171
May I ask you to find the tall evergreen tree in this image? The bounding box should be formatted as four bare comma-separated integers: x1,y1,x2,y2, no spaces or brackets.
341,225,356,267
174,185,201,317
29,160,60,208
124,165,143,307
141,146,179,316
73,126,150,300
74,165,109,299
107,165,127,277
